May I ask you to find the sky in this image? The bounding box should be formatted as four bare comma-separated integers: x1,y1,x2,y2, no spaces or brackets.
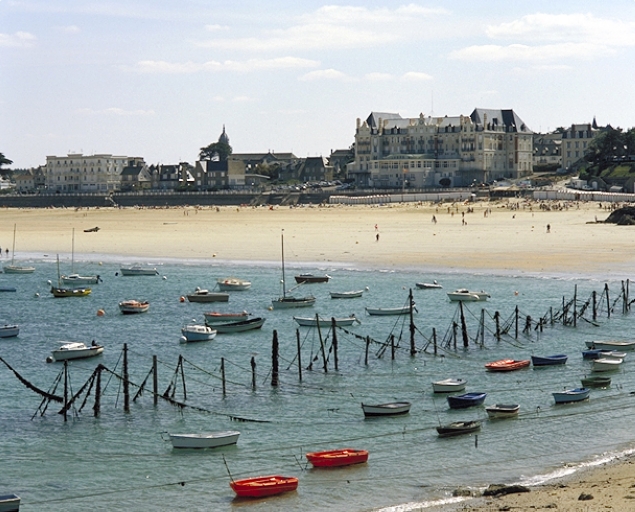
3,1,635,169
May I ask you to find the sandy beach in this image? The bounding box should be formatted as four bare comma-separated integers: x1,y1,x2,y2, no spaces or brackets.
3,199,635,510
0,199,628,276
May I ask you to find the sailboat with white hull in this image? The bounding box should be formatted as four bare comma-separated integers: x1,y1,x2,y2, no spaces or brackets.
3,224,35,274
271,231,315,310
60,229,100,285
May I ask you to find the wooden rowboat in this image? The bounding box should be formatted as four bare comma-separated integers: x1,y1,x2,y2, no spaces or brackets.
485,404,520,419
585,340,635,351
436,421,481,437
447,392,486,409
119,300,149,314
330,290,364,299
365,304,416,316
553,387,590,404
230,475,298,498
0,493,20,512
212,317,266,334
204,311,249,323
581,375,611,388
531,354,568,367
169,430,239,449
432,378,467,393
306,448,369,467
485,359,530,372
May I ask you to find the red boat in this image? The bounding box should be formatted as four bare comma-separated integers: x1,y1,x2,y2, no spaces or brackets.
485,359,531,372
306,448,369,468
230,475,298,498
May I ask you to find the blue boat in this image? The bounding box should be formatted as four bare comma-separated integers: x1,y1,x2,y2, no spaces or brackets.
531,354,568,367
582,349,603,360
447,392,486,409
553,387,590,404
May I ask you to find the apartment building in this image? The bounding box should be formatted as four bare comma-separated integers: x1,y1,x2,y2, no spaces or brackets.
348,108,533,188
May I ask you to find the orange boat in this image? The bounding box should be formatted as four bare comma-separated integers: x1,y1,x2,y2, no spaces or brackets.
230,475,298,498
485,359,530,372
306,448,369,468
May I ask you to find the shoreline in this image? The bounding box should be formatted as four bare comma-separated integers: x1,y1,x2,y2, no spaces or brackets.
3,202,635,511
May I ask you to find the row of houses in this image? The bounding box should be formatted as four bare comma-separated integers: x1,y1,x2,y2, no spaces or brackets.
11,109,605,194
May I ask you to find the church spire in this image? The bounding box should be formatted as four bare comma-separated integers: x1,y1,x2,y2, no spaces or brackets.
218,124,230,145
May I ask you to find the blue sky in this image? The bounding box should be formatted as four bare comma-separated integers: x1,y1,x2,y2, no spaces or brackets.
3,1,635,168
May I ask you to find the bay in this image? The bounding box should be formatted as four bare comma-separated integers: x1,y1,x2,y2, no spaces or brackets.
1,253,634,511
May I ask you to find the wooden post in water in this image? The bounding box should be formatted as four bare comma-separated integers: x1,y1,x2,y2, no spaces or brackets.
562,296,567,325
251,356,256,391
514,306,519,339
63,360,68,422
605,283,611,319
550,306,553,325
123,343,130,413
480,309,485,347
627,279,630,312
93,365,102,417
332,318,339,371
409,289,416,357
221,357,226,396
179,355,187,401
452,321,458,350
390,334,395,360
494,312,501,341
592,291,597,321
459,302,469,348
432,328,437,355
365,336,370,365
271,330,279,387
573,284,577,327
153,355,158,406
296,329,302,382
316,314,328,373
622,281,627,315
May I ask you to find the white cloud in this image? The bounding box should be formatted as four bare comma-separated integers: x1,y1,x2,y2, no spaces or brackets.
452,13,635,63
298,69,350,81
134,57,319,74
0,31,36,48
76,107,155,116
195,4,450,51
402,71,433,81
54,25,80,34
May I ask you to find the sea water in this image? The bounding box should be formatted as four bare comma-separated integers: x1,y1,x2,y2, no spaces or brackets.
1,252,635,511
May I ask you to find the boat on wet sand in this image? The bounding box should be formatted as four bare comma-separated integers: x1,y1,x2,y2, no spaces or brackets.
432,378,467,393
581,375,611,388
436,421,481,437
486,404,520,419
361,401,411,417
553,387,590,404
168,430,239,449
531,354,568,367
306,448,369,467
485,359,531,372
230,475,299,498
447,392,486,409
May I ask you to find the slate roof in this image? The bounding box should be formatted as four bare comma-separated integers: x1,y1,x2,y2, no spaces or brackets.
470,108,532,133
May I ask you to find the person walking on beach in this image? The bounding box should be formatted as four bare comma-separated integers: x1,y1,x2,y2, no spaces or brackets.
376,233,379,242
546,224,551,233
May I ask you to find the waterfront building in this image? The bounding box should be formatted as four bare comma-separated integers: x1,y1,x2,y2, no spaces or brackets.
348,108,533,188
44,153,144,193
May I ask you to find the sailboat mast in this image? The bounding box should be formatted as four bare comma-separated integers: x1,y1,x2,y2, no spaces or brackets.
281,230,286,299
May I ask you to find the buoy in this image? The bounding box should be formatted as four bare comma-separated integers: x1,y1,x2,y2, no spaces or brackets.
162,276,167,280
514,291,519,296
365,286,370,291
46,356,54,363
267,306,273,311
179,296,185,303
179,336,188,344
34,292,40,298
97,309,105,316
99,262,103,266
46,280,52,285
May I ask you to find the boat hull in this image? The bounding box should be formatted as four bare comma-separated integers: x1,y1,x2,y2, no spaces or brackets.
217,278,251,291
186,292,229,303
211,318,266,334
485,359,531,372
447,290,489,302
486,404,520,419
531,354,568,366
119,301,149,314
180,325,217,342
169,430,239,449
432,378,467,393
416,282,442,289
447,393,487,409
51,287,92,297
271,296,316,309
230,475,299,498
0,494,20,512
306,449,369,467
365,305,414,316
437,421,481,437
361,401,411,417
3,265,35,274
581,376,611,388
204,311,249,323
591,358,623,372
52,343,104,361
0,325,19,338
330,290,364,299
553,388,590,404
585,340,635,351
293,316,357,327
61,274,100,285
120,267,159,276
294,274,329,284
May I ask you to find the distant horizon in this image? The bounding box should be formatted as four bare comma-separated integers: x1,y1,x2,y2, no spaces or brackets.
4,1,635,169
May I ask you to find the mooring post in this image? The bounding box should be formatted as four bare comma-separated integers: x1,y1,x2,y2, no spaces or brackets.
93,365,102,417
573,284,577,327
432,327,437,355
178,355,187,401
271,330,279,387
409,288,416,356
514,306,519,339
390,334,395,360
459,302,469,348
494,312,501,341
365,336,370,365
480,308,485,347
296,329,302,382
251,356,256,391
605,283,611,319
123,342,130,413
153,355,158,406
221,357,226,396
452,321,457,350
63,360,68,422
332,318,339,371
622,281,627,315
627,279,631,311
550,306,553,325
316,314,328,373
592,291,597,321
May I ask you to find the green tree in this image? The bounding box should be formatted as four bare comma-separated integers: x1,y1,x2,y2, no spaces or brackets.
586,127,624,164
0,153,12,169
199,141,232,161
